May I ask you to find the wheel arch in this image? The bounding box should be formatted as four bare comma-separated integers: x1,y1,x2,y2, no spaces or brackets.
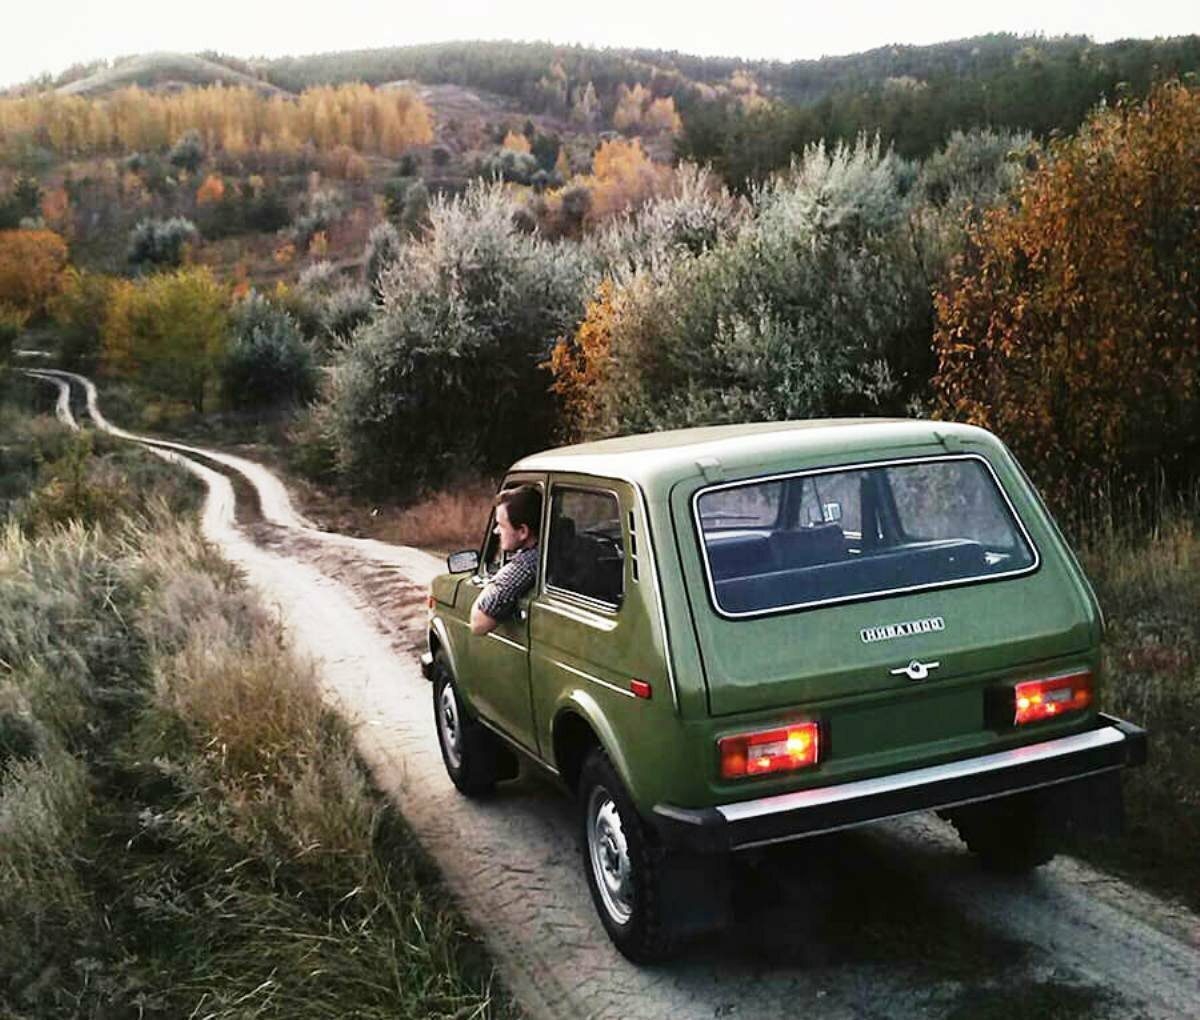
551,692,637,801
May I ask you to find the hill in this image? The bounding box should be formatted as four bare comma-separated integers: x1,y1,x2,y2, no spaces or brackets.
56,52,290,97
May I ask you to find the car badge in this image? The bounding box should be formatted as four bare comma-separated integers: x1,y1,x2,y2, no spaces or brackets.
860,616,945,644
890,659,941,682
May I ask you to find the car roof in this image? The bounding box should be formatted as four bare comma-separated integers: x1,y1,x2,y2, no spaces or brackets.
512,419,999,491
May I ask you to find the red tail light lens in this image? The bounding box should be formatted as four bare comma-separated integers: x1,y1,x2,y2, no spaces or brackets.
1013,672,1093,725
719,722,820,779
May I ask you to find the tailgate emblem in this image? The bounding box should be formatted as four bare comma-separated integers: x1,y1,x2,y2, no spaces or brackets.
861,617,945,643
891,659,941,681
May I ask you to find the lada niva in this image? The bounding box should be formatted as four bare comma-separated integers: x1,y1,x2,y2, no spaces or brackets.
421,420,1147,961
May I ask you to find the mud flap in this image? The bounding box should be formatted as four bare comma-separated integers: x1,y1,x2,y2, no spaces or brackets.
1051,771,1125,839
657,851,733,939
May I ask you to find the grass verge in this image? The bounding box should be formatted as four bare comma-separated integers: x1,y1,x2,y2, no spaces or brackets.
1069,494,1200,912
0,392,513,1018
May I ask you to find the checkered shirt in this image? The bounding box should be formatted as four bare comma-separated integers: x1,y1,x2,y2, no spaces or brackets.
475,545,539,621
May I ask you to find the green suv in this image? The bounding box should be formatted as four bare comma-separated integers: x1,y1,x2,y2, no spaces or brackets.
421,420,1146,961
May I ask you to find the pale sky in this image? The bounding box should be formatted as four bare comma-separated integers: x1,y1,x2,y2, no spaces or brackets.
3,0,1197,90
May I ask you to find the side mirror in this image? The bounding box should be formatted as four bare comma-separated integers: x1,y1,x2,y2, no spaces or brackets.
447,549,480,574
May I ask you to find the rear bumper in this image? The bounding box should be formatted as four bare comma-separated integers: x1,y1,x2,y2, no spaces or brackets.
652,713,1147,853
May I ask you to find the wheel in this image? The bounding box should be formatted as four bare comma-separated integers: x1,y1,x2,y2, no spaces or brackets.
432,652,507,798
578,748,678,962
946,790,1058,873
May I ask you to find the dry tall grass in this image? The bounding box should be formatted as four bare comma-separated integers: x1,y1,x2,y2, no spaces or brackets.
378,476,497,553
0,398,509,1018
1075,493,1200,907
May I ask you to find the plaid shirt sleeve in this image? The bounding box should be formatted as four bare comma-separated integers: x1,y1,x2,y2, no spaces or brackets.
475,546,538,621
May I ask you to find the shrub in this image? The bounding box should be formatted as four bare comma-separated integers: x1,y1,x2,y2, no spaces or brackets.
321,283,373,343
934,82,1200,508
127,216,199,269
168,129,206,172
222,291,317,410
329,182,592,496
290,188,345,247
364,220,402,297
550,136,925,439
477,147,539,185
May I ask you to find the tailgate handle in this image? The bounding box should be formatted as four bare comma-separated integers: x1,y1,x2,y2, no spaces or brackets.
891,659,941,681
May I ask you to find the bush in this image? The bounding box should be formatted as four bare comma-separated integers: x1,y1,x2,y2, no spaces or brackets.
364,220,402,297
477,147,539,185
329,182,592,496
321,283,373,343
222,291,317,410
550,136,926,439
127,216,199,269
168,129,205,172
290,188,345,247
934,82,1200,508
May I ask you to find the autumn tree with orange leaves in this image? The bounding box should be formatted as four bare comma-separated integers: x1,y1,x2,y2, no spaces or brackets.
0,229,68,316
934,82,1200,505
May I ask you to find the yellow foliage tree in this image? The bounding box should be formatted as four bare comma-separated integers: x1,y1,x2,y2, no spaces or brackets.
101,266,228,412
934,81,1200,503
548,280,617,440
581,138,672,223
0,83,433,159
0,229,68,317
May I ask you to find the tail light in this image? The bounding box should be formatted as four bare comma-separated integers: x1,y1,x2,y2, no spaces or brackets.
1013,671,1093,726
719,722,820,780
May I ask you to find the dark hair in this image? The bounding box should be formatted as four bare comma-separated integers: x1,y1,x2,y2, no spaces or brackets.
495,484,542,534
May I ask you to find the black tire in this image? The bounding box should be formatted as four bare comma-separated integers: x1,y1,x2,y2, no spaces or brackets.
578,748,678,963
947,791,1058,873
431,652,505,798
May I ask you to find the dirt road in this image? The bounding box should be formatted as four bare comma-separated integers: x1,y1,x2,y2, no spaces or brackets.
45,370,1200,1020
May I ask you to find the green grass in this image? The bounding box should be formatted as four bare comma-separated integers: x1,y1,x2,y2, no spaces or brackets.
0,397,514,1019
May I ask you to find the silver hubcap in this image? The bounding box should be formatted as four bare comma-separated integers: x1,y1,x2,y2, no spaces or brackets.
587,787,634,925
438,683,462,770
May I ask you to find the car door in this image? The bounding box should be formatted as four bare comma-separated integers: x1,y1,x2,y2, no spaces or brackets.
456,474,545,753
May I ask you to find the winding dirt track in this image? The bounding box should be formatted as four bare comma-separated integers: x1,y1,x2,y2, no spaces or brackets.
39,370,1200,1020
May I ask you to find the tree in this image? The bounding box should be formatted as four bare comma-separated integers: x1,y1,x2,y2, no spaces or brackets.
0,229,68,316
934,82,1200,505
222,292,317,410
49,269,116,370
103,267,228,412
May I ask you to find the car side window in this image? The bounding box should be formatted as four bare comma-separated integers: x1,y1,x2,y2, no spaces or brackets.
546,487,625,608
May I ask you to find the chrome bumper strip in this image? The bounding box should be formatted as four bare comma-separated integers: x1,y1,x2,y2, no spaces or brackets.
717,726,1126,824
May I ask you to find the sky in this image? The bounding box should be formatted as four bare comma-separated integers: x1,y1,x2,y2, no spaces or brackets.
3,0,1197,89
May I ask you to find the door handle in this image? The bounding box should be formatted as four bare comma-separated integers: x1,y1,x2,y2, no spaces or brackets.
517,607,529,622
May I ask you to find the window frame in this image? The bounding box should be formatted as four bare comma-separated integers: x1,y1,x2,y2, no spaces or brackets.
542,482,627,614
691,452,1042,620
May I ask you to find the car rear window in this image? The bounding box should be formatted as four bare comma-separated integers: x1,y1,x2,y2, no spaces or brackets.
694,455,1038,617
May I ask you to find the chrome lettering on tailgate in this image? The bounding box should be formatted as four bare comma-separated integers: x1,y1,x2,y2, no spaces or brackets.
860,616,945,644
